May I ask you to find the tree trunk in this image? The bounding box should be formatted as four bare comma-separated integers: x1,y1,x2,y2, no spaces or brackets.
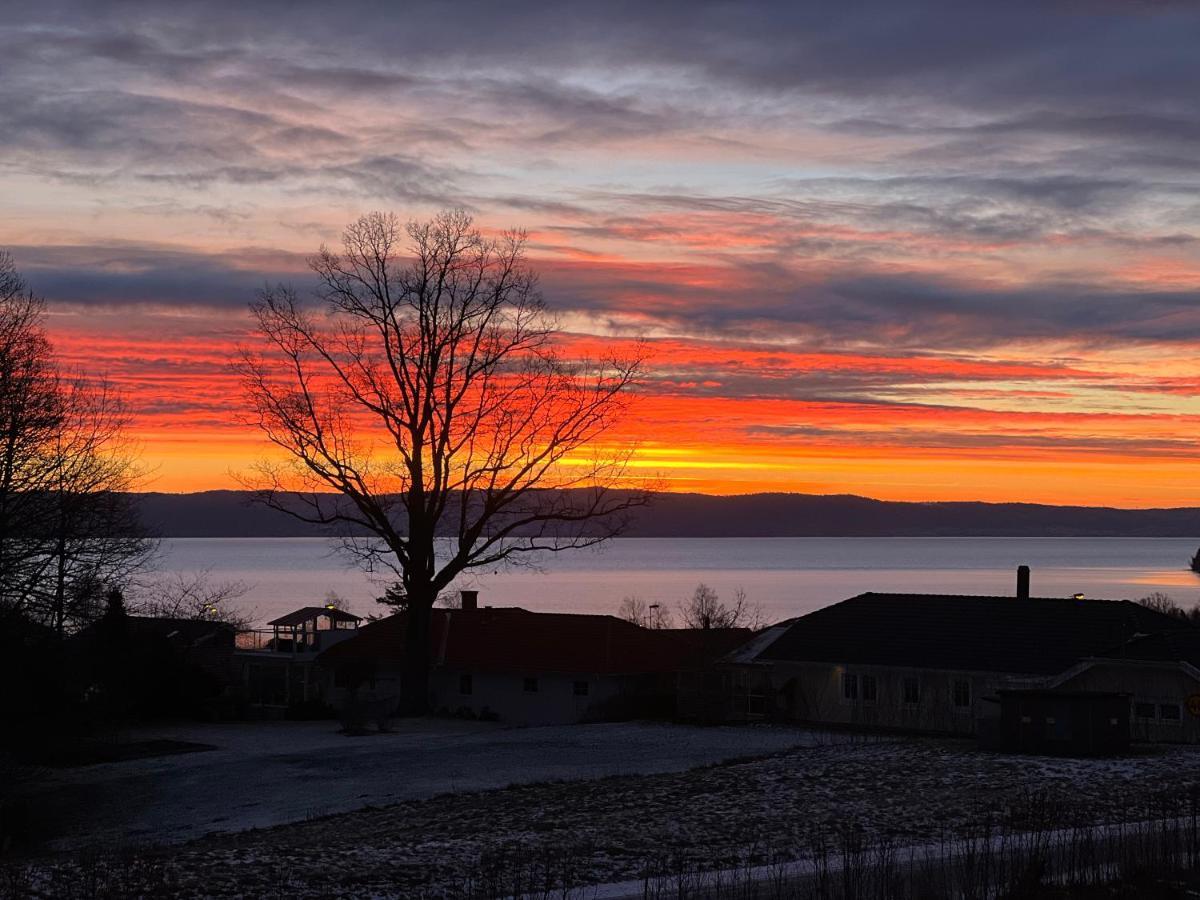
52,512,67,636
400,594,433,716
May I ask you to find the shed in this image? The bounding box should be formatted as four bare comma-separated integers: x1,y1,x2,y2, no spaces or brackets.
989,689,1130,757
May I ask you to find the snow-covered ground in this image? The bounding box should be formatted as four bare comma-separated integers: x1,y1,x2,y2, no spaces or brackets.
21,719,825,852
17,735,1200,898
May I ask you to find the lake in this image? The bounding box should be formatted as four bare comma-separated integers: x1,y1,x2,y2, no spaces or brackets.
153,537,1200,626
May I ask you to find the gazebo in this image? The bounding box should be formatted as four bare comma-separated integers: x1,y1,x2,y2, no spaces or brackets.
266,606,362,653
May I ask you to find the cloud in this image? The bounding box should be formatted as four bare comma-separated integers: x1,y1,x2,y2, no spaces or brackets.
9,243,310,308
17,233,1200,354
4,2,1199,256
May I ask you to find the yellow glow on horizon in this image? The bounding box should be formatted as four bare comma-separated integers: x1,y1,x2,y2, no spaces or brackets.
130,424,1200,509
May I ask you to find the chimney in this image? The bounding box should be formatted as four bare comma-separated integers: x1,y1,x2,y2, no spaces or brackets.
1016,565,1030,600
460,590,479,611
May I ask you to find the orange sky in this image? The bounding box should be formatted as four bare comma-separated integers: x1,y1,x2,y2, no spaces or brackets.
43,306,1200,506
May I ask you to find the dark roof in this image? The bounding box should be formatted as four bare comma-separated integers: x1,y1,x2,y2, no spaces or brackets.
1091,629,1200,668
757,592,1191,676
73,615,235,648
268,606,362,627
130,616,236,639
318,607,750,675
997,689,1131,699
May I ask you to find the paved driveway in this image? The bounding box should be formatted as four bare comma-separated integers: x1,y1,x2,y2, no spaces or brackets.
25,719,821,852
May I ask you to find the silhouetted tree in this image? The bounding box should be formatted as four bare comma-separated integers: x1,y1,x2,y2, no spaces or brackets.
137,570,251,628
0,252,153,634
1137,592,1200,624
616,594,672,628
679,583,760,630
239,210,645,713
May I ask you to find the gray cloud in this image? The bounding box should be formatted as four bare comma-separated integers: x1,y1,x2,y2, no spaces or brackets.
12,233,1200,354
539,257,1200,351
3,0,1199,362
8,243,310,308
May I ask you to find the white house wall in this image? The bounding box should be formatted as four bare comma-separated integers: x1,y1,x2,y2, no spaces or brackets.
323,665,631,725
768,662,1041,736
431,671,627,725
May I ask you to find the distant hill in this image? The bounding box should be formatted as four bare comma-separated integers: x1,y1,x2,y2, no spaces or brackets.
132,490,1200,538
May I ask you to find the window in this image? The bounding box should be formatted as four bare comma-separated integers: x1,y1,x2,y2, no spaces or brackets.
1134,701,1156,720
573,680,590,697
1159,703,1182,721
952,679,971,709
902,677,920,706
459,674,473,696
841,673,858,701
523,676,539,693
861,675,878,704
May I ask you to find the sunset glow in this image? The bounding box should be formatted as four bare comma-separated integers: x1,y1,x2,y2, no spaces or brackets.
7,3,1200,506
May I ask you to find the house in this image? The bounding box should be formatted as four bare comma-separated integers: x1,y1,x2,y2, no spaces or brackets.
317,593,750,724
71,614,238,718
235,606,361,709
733,571,1200,744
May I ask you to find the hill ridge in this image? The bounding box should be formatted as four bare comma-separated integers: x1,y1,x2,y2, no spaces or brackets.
131,490,1200,538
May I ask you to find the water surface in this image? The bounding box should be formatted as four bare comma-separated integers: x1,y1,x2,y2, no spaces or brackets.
154,537,1200,626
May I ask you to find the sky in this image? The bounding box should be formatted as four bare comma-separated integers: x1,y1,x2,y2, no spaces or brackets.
4,1,1200,505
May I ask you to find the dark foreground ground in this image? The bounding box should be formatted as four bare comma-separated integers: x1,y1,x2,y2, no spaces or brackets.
5,732,1200,898
5,720,819,853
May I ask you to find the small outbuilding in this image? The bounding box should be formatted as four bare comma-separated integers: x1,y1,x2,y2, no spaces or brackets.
987,689,1131,757
235,605,362,710
265,606,361,653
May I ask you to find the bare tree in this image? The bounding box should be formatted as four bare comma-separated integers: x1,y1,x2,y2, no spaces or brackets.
136,570,252,629
1137,592,1200,625
239,210,645,712
679,583,761,630
0,252,153,633
616,594,672,629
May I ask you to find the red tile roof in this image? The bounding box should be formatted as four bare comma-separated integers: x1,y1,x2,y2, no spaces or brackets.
318,607,751,675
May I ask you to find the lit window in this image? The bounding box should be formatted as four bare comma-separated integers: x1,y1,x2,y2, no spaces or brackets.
902,677,920,706
573,680,589,697
862,675,878,703
459,674,472,696
953,679,971,709
841,673,858,701
523,676,538,693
